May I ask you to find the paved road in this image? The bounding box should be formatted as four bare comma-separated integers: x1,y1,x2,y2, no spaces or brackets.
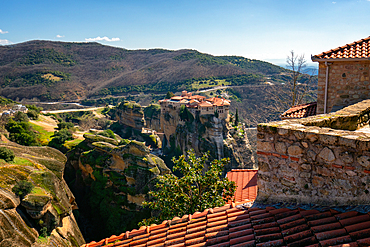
41,106,105,114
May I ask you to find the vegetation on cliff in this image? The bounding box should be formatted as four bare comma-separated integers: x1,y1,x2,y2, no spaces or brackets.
141,150,236,225
0,138,85,246
64,132,170,242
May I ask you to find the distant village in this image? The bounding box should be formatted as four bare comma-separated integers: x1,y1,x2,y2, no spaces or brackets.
0,104,27,117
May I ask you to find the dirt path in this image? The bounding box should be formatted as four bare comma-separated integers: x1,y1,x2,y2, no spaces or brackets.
30,115,58,132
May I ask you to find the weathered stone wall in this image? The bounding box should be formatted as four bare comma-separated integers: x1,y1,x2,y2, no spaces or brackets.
257,100,370,206
317,61,370,114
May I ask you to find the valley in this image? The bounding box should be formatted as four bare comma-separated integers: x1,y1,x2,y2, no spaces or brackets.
0,40,317,246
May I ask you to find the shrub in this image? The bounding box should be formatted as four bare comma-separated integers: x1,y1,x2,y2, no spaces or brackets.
14,112,29,122
0,147,15,162
98,129,116,139
57,121,74,130
27,110,39,120
12,180,34,198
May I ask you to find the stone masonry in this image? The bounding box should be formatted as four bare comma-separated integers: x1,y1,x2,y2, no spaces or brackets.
316,61,370,114
256,99,370,206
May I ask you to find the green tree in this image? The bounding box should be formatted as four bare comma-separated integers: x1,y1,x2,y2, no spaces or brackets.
26,110,39,120
6,120,39,146
142,150,236,224
57,121,74,130
234,109,239,126
49,129,73,146
13,111,29,122
0,147,15,162
12,180,34,199
165,91,175,99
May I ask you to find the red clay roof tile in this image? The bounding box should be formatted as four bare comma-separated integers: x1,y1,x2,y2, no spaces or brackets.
82,204,370,247
226,169,258,202
312,36,370,61
281,102,317,120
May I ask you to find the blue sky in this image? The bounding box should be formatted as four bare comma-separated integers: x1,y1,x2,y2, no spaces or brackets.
1,0,370,66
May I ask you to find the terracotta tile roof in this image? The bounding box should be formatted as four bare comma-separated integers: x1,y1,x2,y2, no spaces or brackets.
226,169,258,202
81,204,370,247
281,102,317,120
198,101,213,107
206,97,231,107
312,36,370,61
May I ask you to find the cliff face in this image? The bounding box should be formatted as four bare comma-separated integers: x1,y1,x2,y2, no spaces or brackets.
0,139,85,247
115,101,145,130
64,132,170,242
145,105,256,170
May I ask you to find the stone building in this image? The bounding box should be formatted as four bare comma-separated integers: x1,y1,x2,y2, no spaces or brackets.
312,36,370,114
158,91,230,120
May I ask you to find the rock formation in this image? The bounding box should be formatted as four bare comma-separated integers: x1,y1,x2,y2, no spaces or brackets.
0,138,85,247
115,101,145,130
144,103,256,170
64,131,170,242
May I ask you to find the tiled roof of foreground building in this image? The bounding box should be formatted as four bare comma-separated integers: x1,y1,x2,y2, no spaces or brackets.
226,169,258,202
281,102,317,120
312,36,370,60
82,203,370,247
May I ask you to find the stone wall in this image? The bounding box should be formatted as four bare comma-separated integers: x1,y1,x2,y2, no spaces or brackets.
317,61,370,114
256,100,370,206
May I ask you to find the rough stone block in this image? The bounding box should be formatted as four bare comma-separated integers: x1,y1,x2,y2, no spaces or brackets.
306,133,319,142
288,145,303,157
257,141,275,152
299,172,311,178
319,134,338,145
275,142,287,154
312,176,324,187
301,164,312,170
339,151,354,164
316,166,333,177
318,147,336,162
357,156,370,169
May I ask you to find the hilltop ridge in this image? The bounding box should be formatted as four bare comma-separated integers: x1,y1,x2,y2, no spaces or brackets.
0,40,287,102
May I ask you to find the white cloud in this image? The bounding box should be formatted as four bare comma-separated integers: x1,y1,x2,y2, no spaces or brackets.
56,34,64,38
85,36,120,42
332,1,336,3
0,29,8,34
0,39,10,45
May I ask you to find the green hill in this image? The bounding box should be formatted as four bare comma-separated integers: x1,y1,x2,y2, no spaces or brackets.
0,40,287,101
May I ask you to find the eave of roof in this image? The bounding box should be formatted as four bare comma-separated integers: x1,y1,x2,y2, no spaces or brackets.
82,202,370,247
312,36,370,61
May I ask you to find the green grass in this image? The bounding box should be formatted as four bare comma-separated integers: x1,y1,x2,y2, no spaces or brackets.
13,157,36,167
190,79,231,90
64,139,83,150
36,236,48,244
29,122,54,145
30,186,48,196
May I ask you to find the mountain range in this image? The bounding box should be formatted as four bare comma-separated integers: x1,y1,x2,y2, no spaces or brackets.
0,40,288,102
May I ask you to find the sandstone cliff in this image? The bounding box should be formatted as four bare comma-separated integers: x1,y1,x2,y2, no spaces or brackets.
64,132,170,242
0,137,85,247
145,105,256,170
115,101,145,130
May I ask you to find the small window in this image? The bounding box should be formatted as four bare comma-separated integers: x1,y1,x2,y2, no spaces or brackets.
342,73,346,78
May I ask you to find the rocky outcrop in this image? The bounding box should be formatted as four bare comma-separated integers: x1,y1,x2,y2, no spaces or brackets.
64,132,170,242
144,104,161,132
224,124,256,170
115,101,145,130
157,109,256,170
0,139,85,247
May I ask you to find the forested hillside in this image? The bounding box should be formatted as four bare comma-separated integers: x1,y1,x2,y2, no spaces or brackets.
0,40,288,101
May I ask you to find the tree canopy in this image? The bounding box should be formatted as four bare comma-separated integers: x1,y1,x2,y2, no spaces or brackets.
142,150,236,225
